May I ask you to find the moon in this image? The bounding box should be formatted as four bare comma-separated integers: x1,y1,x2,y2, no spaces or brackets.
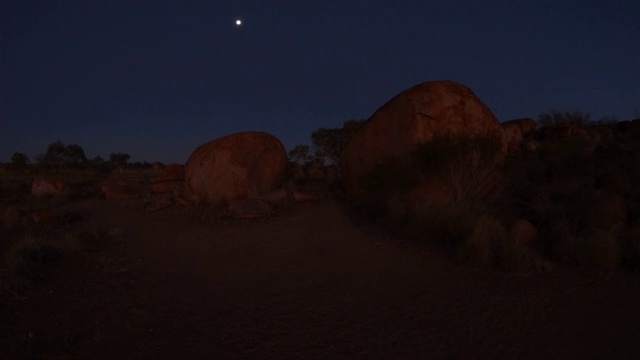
235,19,242,26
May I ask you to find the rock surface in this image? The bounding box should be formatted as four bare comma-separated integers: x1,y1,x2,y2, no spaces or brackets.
341,80,506,206
32,177,68,198
522,139,541,152
151,163,185,194
293,190,318,203
508,220,538,247
502,118,538,152
185,131,287,204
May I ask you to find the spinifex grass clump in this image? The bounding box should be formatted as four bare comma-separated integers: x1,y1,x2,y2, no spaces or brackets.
354,133,537,269
1,226,87,295
498,118,640,270
412,133,503,202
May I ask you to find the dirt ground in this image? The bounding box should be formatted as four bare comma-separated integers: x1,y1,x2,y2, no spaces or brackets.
2,197,640,359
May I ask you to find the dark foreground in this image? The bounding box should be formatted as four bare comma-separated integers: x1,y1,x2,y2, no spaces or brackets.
2,199,640,359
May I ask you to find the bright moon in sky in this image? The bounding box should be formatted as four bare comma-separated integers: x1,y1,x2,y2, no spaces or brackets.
235,19,242,26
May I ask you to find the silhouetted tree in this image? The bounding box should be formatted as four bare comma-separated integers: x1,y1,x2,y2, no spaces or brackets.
311,119,365,166
43,141,87,167
11,152,29,168
34,153,45,165
90,155,105,165
63,143,87,166
44,140,66,166
538,109,592,127
596,116,619,124
110,152,130,170
288,144,313,164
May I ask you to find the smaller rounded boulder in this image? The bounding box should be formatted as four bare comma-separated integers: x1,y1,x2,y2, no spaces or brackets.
185,131,287,204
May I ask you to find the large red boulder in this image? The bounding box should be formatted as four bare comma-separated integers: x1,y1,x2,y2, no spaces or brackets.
151,163,185,193
185,131,287,204
341,80,506,206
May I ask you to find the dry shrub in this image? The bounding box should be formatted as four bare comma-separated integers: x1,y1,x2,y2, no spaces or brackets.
398,203,535,270
457,215,536,270
458,215,504,266
406,202,478,247
357,158,417,220
413,133,503,202
1,230,85,294
529,182,629,269
3,238,61,293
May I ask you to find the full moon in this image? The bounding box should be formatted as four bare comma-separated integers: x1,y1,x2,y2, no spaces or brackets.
235,19,242,26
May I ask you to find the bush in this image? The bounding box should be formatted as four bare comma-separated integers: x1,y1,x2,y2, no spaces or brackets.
538,109,593,127
457,215,506,266
357,158,417,219
412,133,503,202
1,232,83,293
361,158,416,197
401,203,536,270
405,202,478,247
11,152,29,168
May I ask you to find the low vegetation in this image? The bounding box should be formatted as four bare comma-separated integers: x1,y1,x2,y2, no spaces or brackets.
3,112,640,277
350,112,640,271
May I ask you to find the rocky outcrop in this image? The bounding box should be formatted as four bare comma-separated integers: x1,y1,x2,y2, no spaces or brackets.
32,177,69,198
521,139,541,152
502,118,538,152
341,80,506,207
185,131,287,205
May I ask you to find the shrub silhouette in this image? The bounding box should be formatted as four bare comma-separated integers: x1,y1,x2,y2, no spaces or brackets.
412,133,503,202
538,109,593,127
11,152,29,168
312,119,365,167
43,141,87,167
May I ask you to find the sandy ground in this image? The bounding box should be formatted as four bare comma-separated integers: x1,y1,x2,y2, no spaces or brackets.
2,198,640,359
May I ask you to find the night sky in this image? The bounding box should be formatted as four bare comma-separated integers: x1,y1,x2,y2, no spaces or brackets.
2,0,639,163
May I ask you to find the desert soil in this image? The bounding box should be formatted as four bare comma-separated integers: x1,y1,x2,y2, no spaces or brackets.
2,198,640,359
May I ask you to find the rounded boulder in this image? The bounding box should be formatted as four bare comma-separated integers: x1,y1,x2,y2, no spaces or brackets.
341,80,506,206
185,131,287,204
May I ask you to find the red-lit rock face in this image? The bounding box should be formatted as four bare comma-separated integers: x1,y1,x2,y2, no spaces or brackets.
185,131,287,205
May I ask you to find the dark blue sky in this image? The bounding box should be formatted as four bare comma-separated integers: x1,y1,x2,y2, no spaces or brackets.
2,0,639,163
